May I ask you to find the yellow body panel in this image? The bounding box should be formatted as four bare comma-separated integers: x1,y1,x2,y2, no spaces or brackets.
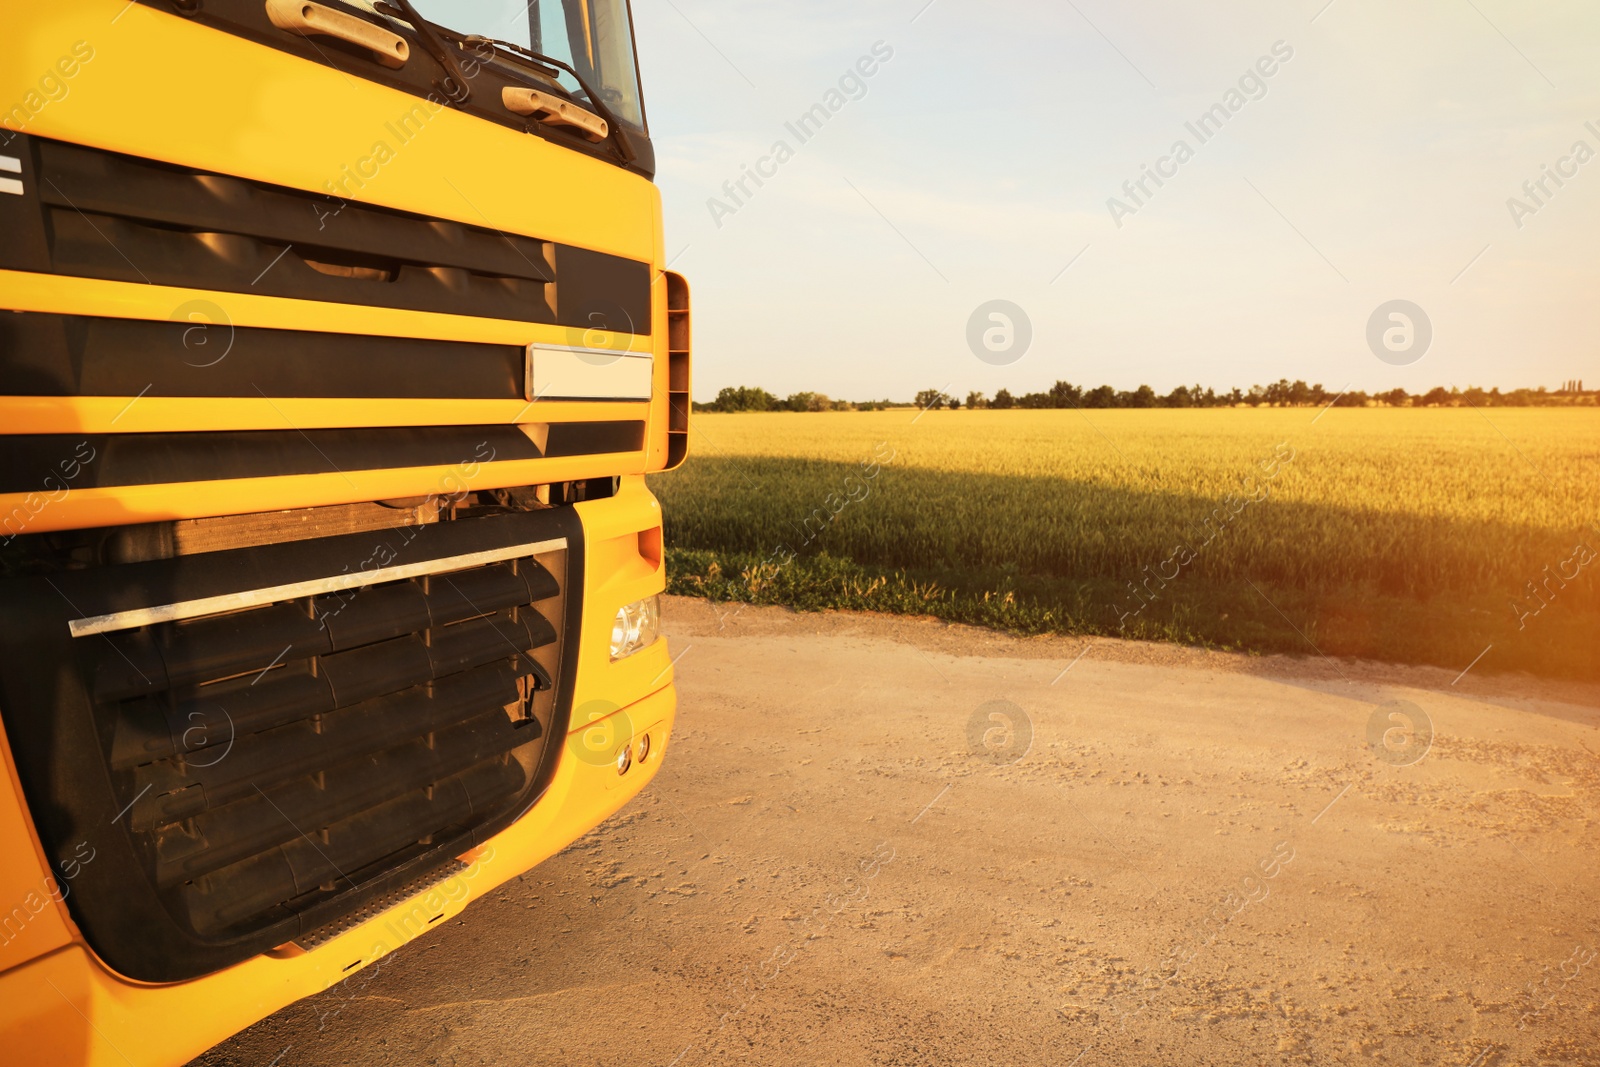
1,453,640,535
0,713,79,975
0,0,659,261
0,270,658,351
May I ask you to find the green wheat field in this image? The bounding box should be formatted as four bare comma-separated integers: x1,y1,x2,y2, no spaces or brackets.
650,409,1600,680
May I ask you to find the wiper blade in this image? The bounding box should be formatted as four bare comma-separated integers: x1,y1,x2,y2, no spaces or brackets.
457,35,565,83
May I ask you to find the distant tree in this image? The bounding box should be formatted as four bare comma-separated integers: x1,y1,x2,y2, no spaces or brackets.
713,385,777,412
947,397,961,410
1227,387,1244,406
991,388,1015,410
1333,390,1369,407
1019,391,1053,408
1081,385,1117,408
1165,385,1194,408
780,391,818,412
1461,386,1490,407
1049,380,1083,408
914,388,946,411
965,391,986,409
1380,388,1410,407
1246,384,1266,407
1421,386,1452,407
1123,384,1158,408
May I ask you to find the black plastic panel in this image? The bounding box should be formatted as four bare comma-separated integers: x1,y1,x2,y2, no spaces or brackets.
35,137,553,283
545,420,647,459
43,202,556,323
0,423,644,493
0,427,542,493
0,313,525,399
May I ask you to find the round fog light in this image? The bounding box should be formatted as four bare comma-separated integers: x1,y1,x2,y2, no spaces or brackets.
636,733,651,763
615,743,632,775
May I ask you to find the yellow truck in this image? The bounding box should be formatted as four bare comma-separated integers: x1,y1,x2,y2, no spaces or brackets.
0,1,687,1061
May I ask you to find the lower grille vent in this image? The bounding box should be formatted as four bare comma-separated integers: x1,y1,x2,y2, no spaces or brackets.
105,555,562,939
0,511,582,981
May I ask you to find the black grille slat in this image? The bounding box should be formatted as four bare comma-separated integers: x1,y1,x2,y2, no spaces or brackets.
133,601,330,696
424,612,558,678
428,561,561,621
316,581,434,650
111,666,337,771
317,632,437,709
318,612,556,708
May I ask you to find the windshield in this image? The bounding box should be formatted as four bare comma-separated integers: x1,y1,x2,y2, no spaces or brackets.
403,0,646,129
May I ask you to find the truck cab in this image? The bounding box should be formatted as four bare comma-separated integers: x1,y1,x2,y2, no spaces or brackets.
0,1,687,1061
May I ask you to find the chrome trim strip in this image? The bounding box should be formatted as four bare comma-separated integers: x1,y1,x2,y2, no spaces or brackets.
67,537,567,637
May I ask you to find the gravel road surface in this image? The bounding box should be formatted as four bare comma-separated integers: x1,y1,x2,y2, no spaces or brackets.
196,596,1600,1066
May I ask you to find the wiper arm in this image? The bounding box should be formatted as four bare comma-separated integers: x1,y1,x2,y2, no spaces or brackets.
457,34,637,165
378,0,473,103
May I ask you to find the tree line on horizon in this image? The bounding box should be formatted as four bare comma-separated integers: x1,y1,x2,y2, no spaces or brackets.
697,380,1594,413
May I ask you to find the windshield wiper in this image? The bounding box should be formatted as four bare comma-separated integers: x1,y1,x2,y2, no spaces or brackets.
367,4,635,163
454,34,637,165
377,0,473,102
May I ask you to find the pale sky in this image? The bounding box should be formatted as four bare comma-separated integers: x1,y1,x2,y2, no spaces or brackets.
631,0,1600,401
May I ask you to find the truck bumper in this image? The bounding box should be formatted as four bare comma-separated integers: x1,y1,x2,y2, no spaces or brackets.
0,477,677,1066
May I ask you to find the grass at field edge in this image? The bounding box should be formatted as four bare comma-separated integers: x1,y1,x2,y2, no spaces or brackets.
665,547,1598,683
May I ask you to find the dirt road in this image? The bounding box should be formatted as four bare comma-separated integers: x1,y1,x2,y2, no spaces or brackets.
195,596,1600,1066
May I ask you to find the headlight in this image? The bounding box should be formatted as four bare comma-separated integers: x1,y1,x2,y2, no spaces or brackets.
610,595,661,660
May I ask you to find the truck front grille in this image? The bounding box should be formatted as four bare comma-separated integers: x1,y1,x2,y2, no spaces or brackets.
102,551,560,938
0,510,582,981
